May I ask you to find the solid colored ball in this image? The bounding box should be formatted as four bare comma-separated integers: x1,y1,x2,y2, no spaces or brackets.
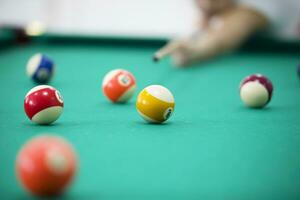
24,85,64,125
240,74,273,108
16,135,77,197
297,65,300,78
136,85,175,123
26,53,55,84
102,69,136,103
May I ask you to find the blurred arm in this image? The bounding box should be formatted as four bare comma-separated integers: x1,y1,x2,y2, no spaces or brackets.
170,5,269,66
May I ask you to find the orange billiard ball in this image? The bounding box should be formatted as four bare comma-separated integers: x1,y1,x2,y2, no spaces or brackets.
102,69,136,103
16,135,77,197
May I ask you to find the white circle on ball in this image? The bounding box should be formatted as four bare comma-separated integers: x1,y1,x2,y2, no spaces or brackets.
118,74,131,86
46,150,69,175
163,107,173,120
55,90,64,104
37,68,49,80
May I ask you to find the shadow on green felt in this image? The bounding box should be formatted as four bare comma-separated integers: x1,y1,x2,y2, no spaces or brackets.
11,192,103,200
235,105,274,112
21,121,64,127
99,100,135,107
134,121,172,126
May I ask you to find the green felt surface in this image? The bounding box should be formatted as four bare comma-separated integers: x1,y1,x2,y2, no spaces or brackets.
0,38,300,200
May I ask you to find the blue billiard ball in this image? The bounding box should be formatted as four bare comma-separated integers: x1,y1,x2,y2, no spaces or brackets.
26,53,55,84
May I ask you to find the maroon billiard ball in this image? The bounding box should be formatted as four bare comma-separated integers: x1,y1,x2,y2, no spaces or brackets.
240,74,273,108
24,85,64,125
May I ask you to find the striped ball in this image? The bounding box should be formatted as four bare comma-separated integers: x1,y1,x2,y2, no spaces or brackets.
26,53,55,84
102,69,136,103
136,85,175,123
240,74,273,108
24,85,64,125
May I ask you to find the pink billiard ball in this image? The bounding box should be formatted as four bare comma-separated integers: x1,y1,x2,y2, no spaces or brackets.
16,135,77,197
24,85,64,125
102,69,136,103
240,74,273,108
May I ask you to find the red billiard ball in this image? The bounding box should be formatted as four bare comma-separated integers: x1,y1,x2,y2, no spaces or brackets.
16,135,77,197
102,69,136,103
24,85,64,125
240,74,273,108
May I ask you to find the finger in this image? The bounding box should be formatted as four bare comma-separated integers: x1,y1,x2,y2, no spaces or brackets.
153,40,185,62
171,50,190,67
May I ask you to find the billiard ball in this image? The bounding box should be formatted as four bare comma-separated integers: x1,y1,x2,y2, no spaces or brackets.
136,85,175,123
240,74,273,108
24,85,64,125
16,135,77,197
102,69,136,103
25,20,46,37
26,53,55,84
297,65,300,78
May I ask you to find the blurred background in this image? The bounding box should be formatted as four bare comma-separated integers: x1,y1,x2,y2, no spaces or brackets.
0,0,198,39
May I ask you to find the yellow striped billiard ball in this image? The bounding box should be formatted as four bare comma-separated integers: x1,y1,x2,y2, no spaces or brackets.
136,85,175,123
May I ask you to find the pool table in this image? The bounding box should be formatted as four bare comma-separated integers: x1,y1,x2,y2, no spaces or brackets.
1,31,300,200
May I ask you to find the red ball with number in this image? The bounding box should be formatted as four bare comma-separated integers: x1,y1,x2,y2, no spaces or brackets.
24,85,64,125
16,135,77,197
102,69,136,103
